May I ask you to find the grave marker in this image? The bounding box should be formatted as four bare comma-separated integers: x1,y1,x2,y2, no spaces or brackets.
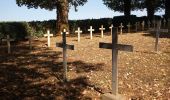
119,23,124,34
75,27,82,42
99,28,133,98
88,26,95,39
56,29,74,81
127,22,131,33
44,29,53,47
109,24,113,35
163,18,166,28
152,20,156,29
149,20,168,52
25,35,33,49
99,25,105,38
135,22,139,32
141,21,145,31
147,20,151,30
2,35,14,54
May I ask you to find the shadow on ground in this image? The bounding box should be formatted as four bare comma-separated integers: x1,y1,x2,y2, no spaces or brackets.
143,31,170,38
0,40,103,99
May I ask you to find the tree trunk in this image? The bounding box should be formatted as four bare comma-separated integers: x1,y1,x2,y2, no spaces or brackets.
147,7,155,21
124,0,131,16
56,0,69,34
165,0,170,19
146,0,155,22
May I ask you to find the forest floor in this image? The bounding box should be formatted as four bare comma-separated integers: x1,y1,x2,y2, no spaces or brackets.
0,31,170,100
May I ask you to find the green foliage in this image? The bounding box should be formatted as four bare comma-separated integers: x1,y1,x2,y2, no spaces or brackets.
112,15,137,27
102,0,142,15
16,0,87,11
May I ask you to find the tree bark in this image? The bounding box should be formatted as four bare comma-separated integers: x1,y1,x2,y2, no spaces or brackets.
146,0,155,22
124,0,131,16
165,0,170,19
56,0,69,34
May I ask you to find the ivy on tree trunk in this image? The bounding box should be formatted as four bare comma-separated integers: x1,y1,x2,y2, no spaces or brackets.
56,0,69,34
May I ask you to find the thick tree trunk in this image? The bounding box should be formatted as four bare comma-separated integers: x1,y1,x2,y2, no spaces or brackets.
124,0,131,16
146,0,155,22
56,0,69,34
165,0,170,19
147,7,155,21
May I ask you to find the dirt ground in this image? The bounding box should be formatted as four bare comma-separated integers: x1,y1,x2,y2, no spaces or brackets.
0,31,170,100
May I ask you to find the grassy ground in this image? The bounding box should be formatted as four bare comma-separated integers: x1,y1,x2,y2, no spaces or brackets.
0,31,169,100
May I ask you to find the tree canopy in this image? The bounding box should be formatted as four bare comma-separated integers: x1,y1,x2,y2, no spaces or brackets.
102,0,143,16
16,0,87,11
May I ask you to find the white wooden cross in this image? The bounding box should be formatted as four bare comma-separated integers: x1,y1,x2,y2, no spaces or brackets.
149,20,168,52
99,25,105,38
56,29,74,81
75,27,82,42
152,20,156,29
2,35,14,54
141,21,145,31
25,35,33,49
44,29,53,47
109,24,113,35
99,28,133,96
127,22,131,33
88,26,95,39
163,18,167,28
119,23,124,34
147,21,151,30
135,22,139,32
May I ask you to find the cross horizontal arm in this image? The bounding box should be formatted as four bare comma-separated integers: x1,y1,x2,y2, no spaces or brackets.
56,43,74,50
99,42,133,52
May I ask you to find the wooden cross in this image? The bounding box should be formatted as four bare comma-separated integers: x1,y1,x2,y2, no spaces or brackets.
119,23,124,34
99,28,133,95
56,29,74,81
44,29,53,47
141,21,145,31
127,22,131,33
88,26,95,39
152,20,156,29
25,35,33,49
135,22,139,32
109,24,113,35
147,21,151,30
163,18,166,28
2,35,14,54
75,27,82,42
99,25,105,38
149,20,168,52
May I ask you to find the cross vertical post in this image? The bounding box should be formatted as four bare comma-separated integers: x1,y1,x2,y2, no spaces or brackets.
153,20,156,29
135,22,138,32
127,22,131,33
63,29,67,81
141,21,145,31
109,24,113,35
163,18,166,28
99,25,105,38
148,21,151,30
112,28,118,95
88,26,95,39
2,35,14,54
75,27,82,42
